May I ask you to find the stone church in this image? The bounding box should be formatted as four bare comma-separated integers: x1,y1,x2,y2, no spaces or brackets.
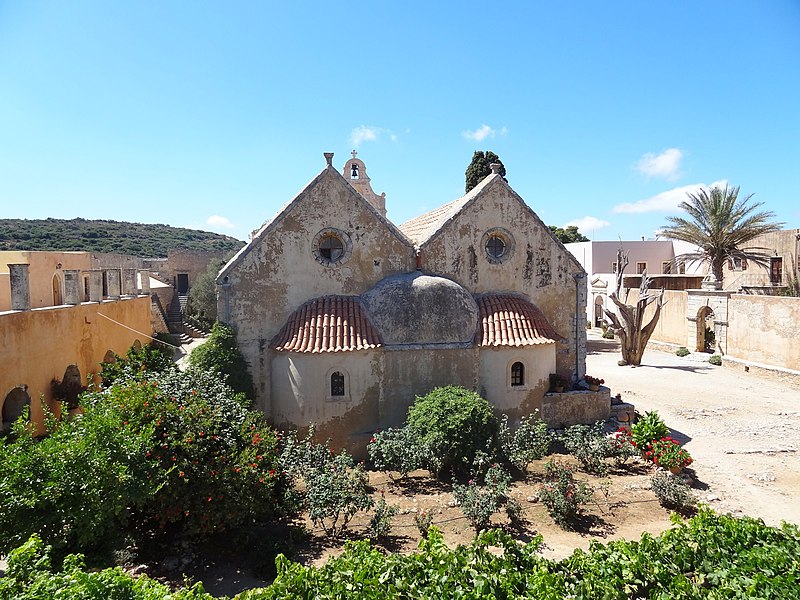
217,152,587,455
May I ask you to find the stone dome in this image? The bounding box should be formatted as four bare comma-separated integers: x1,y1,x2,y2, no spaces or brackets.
362,273,478,345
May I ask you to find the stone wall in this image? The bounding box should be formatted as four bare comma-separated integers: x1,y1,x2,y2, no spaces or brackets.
541,387,611,428
727,294,800,372
0,296,152,434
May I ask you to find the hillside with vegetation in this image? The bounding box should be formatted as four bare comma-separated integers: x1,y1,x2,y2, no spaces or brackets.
0,218,245,257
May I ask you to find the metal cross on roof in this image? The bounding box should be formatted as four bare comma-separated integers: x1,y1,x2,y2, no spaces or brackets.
351,149,358,159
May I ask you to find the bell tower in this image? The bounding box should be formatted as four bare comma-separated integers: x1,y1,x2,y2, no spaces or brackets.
342,150,387,217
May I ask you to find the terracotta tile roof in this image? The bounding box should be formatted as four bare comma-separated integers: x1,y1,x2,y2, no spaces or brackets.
272,296,382,353
475,294,563,347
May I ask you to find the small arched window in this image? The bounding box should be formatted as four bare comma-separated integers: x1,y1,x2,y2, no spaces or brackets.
330,371,345,397
511,362,524,387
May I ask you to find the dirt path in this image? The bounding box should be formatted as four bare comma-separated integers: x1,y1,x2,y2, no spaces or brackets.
587,329,800,526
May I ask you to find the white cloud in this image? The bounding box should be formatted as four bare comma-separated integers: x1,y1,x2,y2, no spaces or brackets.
613,180,727,214
635,148,683,181
349,126,379,146
565,216,611,233
206,215,235,229
462,124,495,141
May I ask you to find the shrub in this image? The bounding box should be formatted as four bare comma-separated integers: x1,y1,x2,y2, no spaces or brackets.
549,373,568,391
0,403,158,556
452,464,514,534
188,322,255,399
405,386,499,478
0,534,212,599
99,342,175,388
498,412,551,473
560,422,618,475
303,450,374,537
367,495,398,541
675,346,690,357
608,427,638,466
709,354,722,366
602,328,615,339
367,427,426,479
704,326,716,352
631,410,669,449
413,511,433,538
650,471,696,510
89,367,292,538
538,460,593,528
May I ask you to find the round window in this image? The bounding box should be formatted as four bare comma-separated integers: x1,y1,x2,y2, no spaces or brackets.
481,228,515,264
319,234,344,261
486,235,506,260
313,228,353,266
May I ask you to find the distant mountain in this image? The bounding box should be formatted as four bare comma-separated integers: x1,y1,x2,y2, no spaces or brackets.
0,217,245,257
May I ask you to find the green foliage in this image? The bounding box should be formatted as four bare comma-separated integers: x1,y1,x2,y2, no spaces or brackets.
498,412,552,473
709,354,723,366
601,328,615,339
0,534,212,599
406,386,499,478
675,346,690,357
704,325,716,351
465,150,506,192
367,427,427,479
6,512,800,599
367,495,398,541
631,410,669,449
0,217,244,256
100,342,176,388
93,368,290,537
0,402,158,555
413,510,433,538
659,184,783,284
548,225,590,244
559,422,622,475
187,257,227,325
189,322,255,399
303,450,374,537
538,460,594,528
452,463,515,534
650,471,697,510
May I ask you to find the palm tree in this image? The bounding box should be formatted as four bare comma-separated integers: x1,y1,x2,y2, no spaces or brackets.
660,185,783,288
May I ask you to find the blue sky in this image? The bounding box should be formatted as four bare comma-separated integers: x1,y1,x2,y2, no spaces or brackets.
1,1,798,243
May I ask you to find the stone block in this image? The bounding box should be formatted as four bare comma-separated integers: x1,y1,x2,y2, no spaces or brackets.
541,387,611,428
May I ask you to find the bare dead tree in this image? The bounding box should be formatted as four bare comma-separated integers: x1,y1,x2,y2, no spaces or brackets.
603,247,665,366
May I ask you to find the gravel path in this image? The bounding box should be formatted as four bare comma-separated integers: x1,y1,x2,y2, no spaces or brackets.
587,330,800,526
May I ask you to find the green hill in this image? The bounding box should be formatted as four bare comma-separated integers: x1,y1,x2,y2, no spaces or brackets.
0,218,245,257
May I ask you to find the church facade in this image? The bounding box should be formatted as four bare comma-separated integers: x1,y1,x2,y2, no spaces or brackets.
217,152,587,455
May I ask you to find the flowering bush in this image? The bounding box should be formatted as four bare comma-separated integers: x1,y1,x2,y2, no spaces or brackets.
498,412,552,474
584,375,605,386
609,427,638,466
560,422,620,475
538,460,593,528
303,450,374,537
452,464,514,534
644,437,693,470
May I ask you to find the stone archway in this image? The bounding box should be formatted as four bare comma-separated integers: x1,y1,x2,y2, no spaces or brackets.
2,385,31,431
695,306,715,352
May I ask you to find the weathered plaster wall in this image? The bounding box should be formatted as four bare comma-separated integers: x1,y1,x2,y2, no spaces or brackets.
626,289,689,346
381,347,479,429
166,249,228,290
728,295,800,371
541,387,611,428
0,296,152,434
722,229,800,289
0,252,92,310
478,346,554,418
270,350,382,457
418,178,585,379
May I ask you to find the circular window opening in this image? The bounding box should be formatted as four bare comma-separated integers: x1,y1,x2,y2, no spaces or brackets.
319,234,344,261
486,235,506,260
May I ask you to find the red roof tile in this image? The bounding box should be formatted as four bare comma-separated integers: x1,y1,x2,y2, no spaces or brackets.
475,295,563,347
272,296,382,353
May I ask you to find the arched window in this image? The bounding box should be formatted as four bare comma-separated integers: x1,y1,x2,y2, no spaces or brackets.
330,371,345,397
511,362,524,387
